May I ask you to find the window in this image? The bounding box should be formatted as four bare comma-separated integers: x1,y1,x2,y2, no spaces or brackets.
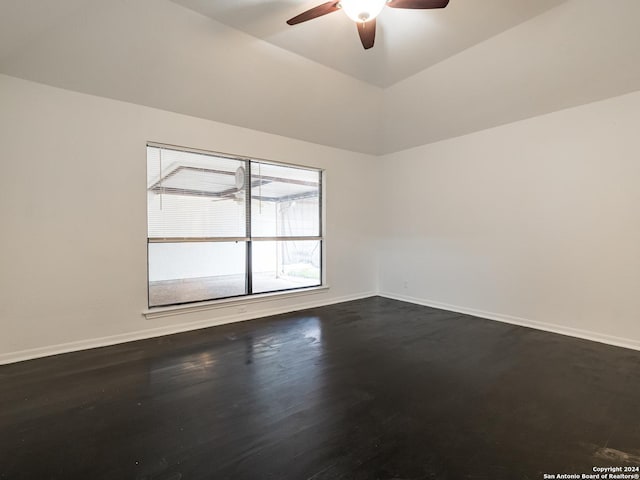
147,144,323,308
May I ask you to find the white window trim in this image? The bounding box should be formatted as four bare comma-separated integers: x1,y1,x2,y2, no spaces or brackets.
143,284,330,320
145,142,328,314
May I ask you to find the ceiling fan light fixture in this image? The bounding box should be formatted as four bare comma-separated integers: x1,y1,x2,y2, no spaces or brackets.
339,0,388,23
285,0,449,50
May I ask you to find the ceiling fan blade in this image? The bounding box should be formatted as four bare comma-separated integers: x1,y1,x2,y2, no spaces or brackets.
286,2,340,25
357,19,376,50
387,0,449,9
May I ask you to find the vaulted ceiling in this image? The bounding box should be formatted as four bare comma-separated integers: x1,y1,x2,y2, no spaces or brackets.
1,0,639,155
170,0,564,88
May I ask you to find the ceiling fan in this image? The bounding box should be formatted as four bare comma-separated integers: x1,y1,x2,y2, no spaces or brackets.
286,0,449,50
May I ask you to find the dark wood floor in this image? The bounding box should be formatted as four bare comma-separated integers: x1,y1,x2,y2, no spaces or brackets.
2,297,640,479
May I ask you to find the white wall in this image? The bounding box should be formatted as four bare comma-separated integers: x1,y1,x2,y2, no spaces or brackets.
0,74,378,362
378,90,640,348
3,72,640,362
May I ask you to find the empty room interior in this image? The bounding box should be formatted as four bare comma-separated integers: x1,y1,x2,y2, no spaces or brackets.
2,0,640,478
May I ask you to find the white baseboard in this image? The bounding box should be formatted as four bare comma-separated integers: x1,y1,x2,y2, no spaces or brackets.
0,291,376,365
379,291,640,352
5,290,638,365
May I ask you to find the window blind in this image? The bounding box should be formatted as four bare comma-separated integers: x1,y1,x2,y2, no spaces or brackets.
147,146,249,240
147,144,323,307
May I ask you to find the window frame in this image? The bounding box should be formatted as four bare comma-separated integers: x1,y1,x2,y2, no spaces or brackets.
146,142,325,309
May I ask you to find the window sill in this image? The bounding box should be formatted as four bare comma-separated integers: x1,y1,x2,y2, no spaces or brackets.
143,285,330,320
